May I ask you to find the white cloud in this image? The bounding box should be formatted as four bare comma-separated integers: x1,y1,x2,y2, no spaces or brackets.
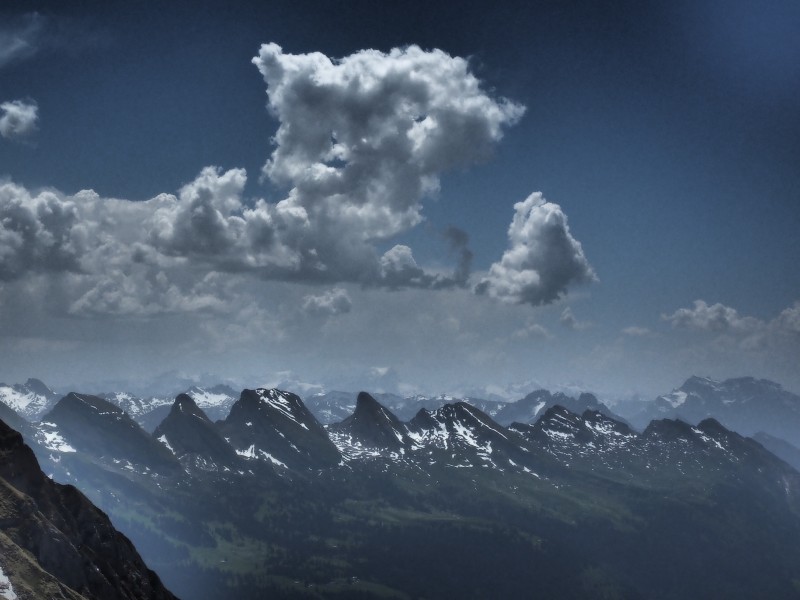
0,44,592,325
662,300,762,333
662,299,800,355
68,269,230,317
252,43,524,287
0,99,38,140
0,180,85,280
301,288,352,316
476,193,596,306
776,301,800,334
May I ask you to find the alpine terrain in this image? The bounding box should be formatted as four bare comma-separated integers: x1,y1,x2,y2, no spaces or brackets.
1,381,799,599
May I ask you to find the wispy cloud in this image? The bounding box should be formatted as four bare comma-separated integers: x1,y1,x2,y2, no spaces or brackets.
0,13,44,69
0,12,109,71
559,306,590,330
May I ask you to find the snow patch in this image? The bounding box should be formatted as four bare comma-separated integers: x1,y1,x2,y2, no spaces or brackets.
235,444,288,468
189,388,234,408
0,565,18,600
258,389,310,429
37,425,77,453
157,435,175,454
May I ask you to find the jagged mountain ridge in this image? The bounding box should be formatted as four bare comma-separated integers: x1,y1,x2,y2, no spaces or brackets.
6,381,800,599
100,385,238,433
752,431,800,473
219,388,341,470
494,389,630,426
328,392,415,455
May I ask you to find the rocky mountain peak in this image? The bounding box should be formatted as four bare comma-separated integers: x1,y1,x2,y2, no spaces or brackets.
45,393,181,476
643,418,702,444
329,392,411,453
172,393,209,421
23,378,55,396
221,388,340,469
153,394,237,470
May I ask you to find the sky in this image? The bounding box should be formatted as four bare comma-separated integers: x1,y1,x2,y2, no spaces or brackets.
0,0,798,400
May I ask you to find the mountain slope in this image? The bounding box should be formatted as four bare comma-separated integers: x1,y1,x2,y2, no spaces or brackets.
219,388,340,470
43,393,181,476
0,417,177,600
0,402,29,437
0,379,60,421
634,376,800,446
751,432,800,473
328,392,414,456
495,389,627,427
153,394,240,471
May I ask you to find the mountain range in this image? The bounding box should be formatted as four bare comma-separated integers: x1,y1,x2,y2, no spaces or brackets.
2,375,800,598
628,375,800,447
0,375,798,599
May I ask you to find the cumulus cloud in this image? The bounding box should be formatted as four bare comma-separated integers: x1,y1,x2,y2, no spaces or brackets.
0,99,38,140
377,244,459,289
476,193,596,306
776,301,800,334
662,299,800,357
301,288,352,316
251,43,523,287
662,300,762,333
0,43,583,320
0,180,85,280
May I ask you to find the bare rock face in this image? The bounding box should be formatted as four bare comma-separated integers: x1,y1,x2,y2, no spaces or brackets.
0,417,178,600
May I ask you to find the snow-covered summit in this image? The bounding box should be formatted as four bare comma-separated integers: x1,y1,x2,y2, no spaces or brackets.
0,378,60,420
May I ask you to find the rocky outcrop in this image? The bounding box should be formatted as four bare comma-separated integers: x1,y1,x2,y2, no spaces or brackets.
0,417,178,600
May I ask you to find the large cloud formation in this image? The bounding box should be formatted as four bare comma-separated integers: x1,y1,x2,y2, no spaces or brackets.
663,300,762,333
250,43,524,285
663,299,800,353
476,193,596,306
0,180,84,280
0,44,594,319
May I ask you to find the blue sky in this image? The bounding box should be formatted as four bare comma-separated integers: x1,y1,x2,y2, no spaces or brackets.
1,0,798,399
